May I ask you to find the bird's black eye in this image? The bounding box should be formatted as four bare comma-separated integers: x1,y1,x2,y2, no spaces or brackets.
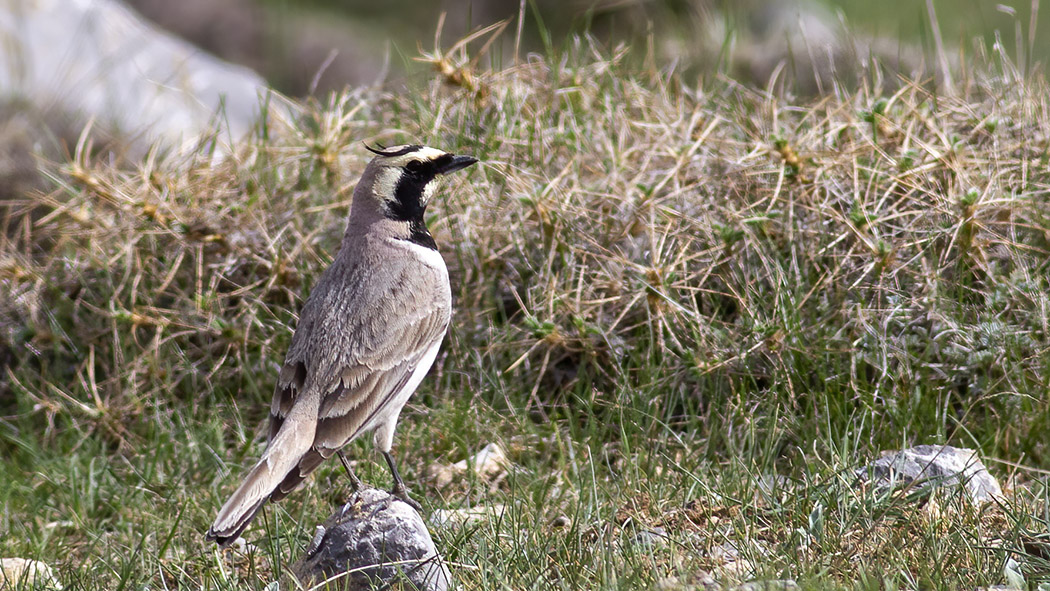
405,160,423,173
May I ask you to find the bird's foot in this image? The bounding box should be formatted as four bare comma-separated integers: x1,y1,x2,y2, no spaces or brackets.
390,483,422,512
380,450,421,511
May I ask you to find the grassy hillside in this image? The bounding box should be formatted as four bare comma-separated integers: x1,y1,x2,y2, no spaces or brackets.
1,33,1049,590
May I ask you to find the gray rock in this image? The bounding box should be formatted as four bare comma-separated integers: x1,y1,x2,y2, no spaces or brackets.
291,488,450,591
0,0,269,154
856,445,1003,503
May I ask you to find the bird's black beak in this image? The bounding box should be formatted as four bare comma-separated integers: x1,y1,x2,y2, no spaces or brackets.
436,154,478,175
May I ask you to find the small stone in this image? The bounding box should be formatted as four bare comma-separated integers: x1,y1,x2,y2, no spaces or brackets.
428,504,506,529
757,474,791,497
550,515,571,528
228,536,257,554
730,580,800,591
291,488,450,591
629,527,669,548
656,576,692,590
709,542,740,563
855,445,1003,504
707,541,766,582
1003,556,1026,589
429,443,510,489
0,558,60,590
656,570,719,590
695,571,719,589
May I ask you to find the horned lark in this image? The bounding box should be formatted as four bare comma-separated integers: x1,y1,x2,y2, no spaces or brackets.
207,144,477,546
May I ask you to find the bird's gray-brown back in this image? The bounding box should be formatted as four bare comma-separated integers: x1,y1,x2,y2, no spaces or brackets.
283,235,451,389
270,231,451,433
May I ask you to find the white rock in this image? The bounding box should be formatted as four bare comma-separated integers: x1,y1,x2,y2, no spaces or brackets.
428,442,510,488
429,504,506,529
730,581,800,591
0,558,60,590
629,527,669,548
856,445,1003,504
0,0,269,153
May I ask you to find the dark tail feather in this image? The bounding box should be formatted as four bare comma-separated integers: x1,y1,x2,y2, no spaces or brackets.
205,495,268,547
270,448,327,503
207,437,309,545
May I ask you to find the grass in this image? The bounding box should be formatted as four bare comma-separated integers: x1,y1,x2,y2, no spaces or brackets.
2,24,1050,591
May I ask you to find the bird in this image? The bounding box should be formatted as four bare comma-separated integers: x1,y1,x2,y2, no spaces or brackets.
206,144,477,547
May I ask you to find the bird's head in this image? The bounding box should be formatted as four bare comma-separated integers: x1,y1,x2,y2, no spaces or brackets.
362,144,477,215
347,144,477,247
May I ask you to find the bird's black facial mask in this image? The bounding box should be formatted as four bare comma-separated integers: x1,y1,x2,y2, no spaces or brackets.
392,154,477,212
401,154,478,180
386,154,473,250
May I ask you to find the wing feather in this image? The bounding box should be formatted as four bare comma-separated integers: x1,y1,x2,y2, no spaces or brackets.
258,240,449,504
319,310,448,419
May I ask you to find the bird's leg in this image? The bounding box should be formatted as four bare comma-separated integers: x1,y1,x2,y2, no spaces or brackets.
337,450,364,492
382,450,422,511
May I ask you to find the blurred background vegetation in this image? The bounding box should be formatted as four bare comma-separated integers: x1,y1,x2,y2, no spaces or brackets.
125,0,1050,96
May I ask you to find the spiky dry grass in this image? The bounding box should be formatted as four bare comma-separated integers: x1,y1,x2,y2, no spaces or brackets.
1,33,1049,590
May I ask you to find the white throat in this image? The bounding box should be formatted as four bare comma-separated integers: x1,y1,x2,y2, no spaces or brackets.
383,236,447,270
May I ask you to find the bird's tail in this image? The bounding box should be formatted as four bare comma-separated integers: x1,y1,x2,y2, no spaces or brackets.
207,411,317,546
206,457,280,546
